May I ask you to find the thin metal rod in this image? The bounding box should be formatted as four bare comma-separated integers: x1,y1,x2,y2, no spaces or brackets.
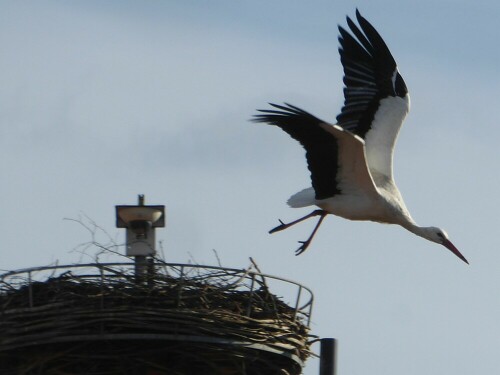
99,266,104,309
176,265,184,307
307,294,314,326
319,338,337,375
293,285,302,321
28,271,33,308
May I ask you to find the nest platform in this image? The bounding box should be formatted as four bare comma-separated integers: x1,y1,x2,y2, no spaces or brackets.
0,262,314,375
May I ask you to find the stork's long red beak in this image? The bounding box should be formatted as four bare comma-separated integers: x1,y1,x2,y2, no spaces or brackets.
443,239,469,264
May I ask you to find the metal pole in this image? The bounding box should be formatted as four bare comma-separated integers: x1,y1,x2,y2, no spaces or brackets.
319,338,337,375
135,194,147,284
147,256,155,287
135,255,147,284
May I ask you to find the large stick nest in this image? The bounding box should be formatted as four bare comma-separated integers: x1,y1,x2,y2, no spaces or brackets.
0,261,314,375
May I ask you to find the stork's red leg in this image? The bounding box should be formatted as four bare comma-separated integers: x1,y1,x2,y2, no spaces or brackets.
295,211,327,255
269,209,328,255
269,209,326,233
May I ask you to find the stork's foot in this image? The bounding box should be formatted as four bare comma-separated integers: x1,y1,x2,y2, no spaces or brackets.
295,210,328,256
295,240,312,256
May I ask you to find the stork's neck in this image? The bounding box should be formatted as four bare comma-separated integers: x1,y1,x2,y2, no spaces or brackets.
401,220,434,241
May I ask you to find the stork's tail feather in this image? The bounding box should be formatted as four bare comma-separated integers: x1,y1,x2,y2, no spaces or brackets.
287,188,316,208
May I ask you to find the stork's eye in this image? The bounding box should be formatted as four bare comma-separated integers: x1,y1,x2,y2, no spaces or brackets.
437,232,444,239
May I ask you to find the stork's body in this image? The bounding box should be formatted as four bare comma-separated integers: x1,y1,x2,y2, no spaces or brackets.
254,10,468,264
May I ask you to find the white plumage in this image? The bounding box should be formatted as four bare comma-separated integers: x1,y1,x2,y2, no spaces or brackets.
253,10,468,264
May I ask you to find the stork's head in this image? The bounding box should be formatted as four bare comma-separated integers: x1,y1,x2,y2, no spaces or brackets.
424,227,468,264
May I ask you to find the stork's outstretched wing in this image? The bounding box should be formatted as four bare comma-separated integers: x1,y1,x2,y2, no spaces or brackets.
253,103,378,200
337,9,410,181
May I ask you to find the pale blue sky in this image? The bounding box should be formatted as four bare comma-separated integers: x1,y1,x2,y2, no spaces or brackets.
1,1,499,374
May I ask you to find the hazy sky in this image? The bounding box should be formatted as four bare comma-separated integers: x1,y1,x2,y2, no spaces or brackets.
1,1,499,374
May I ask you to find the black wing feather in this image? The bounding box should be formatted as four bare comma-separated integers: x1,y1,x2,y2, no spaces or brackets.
337,9,407,137
253,103,341,200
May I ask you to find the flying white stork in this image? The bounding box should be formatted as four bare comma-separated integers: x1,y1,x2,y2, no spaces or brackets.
253,10,468,264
